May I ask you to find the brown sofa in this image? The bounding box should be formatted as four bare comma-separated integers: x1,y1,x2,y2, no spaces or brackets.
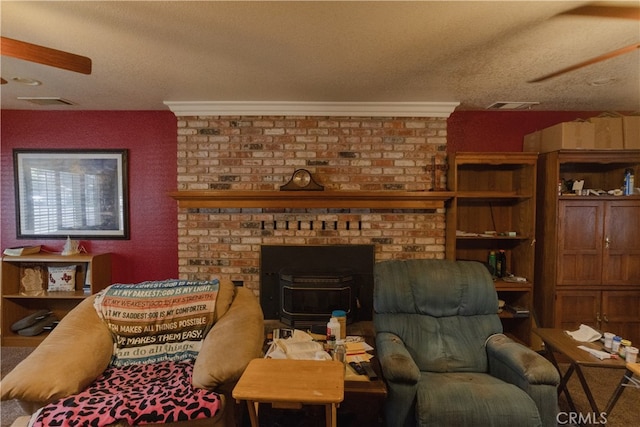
1,279,265,426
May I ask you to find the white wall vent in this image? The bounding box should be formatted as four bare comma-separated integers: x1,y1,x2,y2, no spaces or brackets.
17,97,76,106
487,101,540,110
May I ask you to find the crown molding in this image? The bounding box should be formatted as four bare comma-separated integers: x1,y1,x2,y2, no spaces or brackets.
163,101,460,117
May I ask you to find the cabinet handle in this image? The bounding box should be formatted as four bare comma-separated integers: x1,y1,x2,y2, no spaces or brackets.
605,236,610,248
603,314,609,323
596,312,601,323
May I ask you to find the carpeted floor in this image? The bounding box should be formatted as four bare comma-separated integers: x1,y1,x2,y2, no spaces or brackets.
1,346,637,427
555,361,637,427
1,347,34,427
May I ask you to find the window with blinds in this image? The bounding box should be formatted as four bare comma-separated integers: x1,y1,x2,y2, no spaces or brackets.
14,150,128,239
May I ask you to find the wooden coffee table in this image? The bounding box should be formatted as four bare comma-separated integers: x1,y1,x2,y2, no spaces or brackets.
232,358,344,427
534,328,628,415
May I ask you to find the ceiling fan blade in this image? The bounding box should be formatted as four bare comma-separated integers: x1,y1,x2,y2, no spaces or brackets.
561,5,640,20
1,36,91,75
1,77,7,84
528,43,640,83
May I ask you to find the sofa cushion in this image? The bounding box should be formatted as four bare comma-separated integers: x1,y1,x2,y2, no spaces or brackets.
193,286,265,389
375,312,502,373
93,279,219,366
212,277,234,322
0,296,113,403
374,259,498,316
417,372,542,426
30,359,221,426
374,260,503,373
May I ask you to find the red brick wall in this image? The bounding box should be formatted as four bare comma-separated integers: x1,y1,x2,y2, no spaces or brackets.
176,115,449,290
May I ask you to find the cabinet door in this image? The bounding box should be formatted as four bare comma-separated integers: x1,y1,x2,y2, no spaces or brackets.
603,201,640,285
602,291,640,345
554,290,601,331
557,201,604,286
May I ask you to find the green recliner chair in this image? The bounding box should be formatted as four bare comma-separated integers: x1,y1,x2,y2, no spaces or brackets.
373,259,559,427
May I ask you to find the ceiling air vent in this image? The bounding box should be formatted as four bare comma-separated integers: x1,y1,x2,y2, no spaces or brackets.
17,97,76,106
487,101,539,110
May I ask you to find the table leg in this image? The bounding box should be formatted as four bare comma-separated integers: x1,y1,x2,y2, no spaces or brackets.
544,345,578,412
245,400,259,427
559,364,579,413
603,368,632,416
574,365,600,414
325,403,337,427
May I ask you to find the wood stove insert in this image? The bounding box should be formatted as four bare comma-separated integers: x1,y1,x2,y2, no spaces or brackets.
280,270,354,329
260,245,375,327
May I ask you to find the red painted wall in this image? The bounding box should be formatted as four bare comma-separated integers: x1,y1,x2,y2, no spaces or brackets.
447,110,600,152
1,110,178,284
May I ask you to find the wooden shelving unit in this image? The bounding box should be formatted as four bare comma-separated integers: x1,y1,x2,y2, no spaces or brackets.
1,252,112,346
535,150,640,344
446,152,538,346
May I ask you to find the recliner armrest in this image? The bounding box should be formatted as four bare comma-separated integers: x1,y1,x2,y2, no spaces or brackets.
486,334,559,387
376,331,421,384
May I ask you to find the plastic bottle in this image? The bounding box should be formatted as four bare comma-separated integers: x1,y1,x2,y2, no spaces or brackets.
488,251,497,277
326,334,336,353
334,340,346,364
624,168,635,196
327,317,340,347
612,336,622,353
620,339,632,359
332,310,347,339
498,250,507,278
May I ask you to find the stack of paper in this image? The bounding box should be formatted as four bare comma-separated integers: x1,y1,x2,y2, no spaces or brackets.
566,324,602,342
577,345,611,360
345,340,374,363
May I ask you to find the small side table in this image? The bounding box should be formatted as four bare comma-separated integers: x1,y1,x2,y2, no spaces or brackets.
232,358,345,427
534,328,627,415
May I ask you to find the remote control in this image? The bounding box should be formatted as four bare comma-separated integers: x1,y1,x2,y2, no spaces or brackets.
349,361,366,375
360,361,378,380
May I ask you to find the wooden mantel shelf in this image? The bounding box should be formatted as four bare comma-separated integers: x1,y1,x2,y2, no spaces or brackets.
168,190,453,209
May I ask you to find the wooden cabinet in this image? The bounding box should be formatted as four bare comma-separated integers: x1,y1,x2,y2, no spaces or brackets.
535,150,640,344
446,152,538,346
553,290,601,331
1,253,111,346
555,290,640,344
557,199,640,286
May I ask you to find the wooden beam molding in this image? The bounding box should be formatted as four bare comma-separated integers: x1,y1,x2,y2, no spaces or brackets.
168,190,453,210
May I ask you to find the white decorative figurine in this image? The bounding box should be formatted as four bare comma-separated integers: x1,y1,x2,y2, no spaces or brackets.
61,236,80,256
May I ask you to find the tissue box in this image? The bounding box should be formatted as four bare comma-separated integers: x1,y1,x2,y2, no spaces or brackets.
623,115,640,149
540,121,595,153
589,116,624,149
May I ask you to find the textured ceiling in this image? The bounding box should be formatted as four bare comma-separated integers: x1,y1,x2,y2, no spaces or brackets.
1,1,639,112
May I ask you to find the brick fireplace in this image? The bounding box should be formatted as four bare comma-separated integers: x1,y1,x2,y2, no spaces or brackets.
168,107,454,299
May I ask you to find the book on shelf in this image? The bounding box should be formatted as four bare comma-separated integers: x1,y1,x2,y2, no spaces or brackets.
504,305,530,317
3,245,41,256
